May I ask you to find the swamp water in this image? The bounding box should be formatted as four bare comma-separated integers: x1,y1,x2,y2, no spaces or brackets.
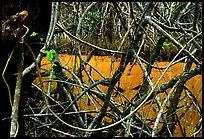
33,54,202,137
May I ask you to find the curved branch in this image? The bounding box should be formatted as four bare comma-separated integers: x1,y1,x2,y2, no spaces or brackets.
56,23,124,54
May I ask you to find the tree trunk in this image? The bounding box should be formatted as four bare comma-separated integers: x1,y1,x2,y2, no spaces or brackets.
1,1,51,137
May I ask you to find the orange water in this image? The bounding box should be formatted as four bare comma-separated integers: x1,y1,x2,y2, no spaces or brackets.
34,54,202,137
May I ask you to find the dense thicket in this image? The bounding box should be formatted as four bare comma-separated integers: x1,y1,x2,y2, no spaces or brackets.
1,2,202,137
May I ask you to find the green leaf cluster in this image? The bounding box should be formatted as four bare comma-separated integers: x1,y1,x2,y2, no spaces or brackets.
30,31,44,42
43,49,57,62
82,11,101,33
87,11,101,19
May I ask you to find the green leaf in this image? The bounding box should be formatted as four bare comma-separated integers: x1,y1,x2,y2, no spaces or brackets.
30,31,38,37
163,41,169,48
50,49,56,55
40,37,44,42
84,29,89,33
51,84,55,88
48,67,52,73
43,50,49,55
152,107,157,114
96,13,100,18
52,63,57,67
85,17,91,21
47,53,53,62
51,75,56,79
84,23,90,27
